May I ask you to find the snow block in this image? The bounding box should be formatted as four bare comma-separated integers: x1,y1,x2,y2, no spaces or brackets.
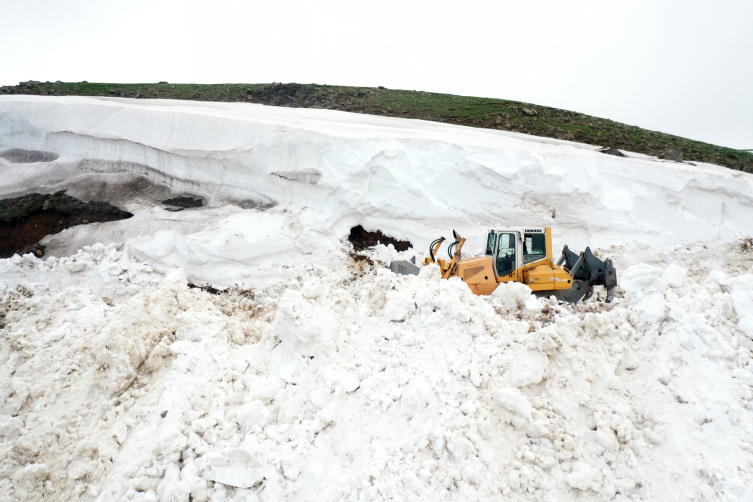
497,389,532,420
662,263,688,288
733,274,753,339
566,461,603,492
492,282,534,309
0,415,23,440
202,449,263,488
273,289,335,357
322,365,360,392
237,400,271,430
621,264,667,295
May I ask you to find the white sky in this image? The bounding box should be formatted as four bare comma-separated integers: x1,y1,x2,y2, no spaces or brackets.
1,0,751,149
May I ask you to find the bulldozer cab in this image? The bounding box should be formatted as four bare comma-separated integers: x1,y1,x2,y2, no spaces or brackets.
485,228,553,280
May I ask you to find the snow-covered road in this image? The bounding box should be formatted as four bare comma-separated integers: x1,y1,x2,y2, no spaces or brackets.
1,97,753,502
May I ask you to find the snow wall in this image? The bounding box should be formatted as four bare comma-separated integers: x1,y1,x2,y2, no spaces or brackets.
1,96,752,285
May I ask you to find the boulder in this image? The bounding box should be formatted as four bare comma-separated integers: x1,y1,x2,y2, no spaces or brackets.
659,148,683,161
600,147,625,157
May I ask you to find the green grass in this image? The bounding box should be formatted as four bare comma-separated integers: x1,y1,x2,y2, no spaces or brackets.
3,80,752,172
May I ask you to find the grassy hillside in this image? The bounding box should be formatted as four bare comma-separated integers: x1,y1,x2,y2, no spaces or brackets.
2,80,751,172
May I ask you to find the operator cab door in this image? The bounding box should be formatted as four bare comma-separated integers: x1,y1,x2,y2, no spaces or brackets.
522,231,547,264
493,232,519,281
522,229,555,289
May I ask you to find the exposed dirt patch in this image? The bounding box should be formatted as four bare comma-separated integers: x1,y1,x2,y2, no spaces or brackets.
348,225,412,251
0,191,133,258
740,237,753,253
162,196,204,209
187,282,224,295
348,250,374,265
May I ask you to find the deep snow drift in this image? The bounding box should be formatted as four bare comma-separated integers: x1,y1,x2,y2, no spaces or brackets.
1,96,753,502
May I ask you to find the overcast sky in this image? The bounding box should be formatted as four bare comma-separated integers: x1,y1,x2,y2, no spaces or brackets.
1,0,751,149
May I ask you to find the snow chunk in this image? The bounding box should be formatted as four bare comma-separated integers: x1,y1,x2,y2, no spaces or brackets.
237,400,271,430
12,464,49,495
732,274,753,339
112,421,128,444
506,350,549,387
739,317,753,340
706,270,731,291
621,264,667,295
322,365,360,392
384,291,415,322
497,389,532,420
447,435,477,460
202,449,263,488
635,295,667,325
234,488,261,502
401,380,431,418
418,263,441,282
526,419,553,439
0,415,23,440
276,349,306,384
492,282,534,309
662,263,688,288
595,429,619,452
566,461,603,492
273,289,334,357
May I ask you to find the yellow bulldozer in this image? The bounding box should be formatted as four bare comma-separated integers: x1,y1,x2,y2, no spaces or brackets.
392,227,617,304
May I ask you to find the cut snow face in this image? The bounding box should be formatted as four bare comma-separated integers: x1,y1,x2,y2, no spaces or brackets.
0,95,751,285
1,96,753,502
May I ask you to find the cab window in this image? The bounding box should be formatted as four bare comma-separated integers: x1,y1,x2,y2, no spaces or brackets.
523,233,546,263
485,232,495,256
495,233,516,276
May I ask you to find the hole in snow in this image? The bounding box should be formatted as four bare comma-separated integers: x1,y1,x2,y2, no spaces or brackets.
0,191,133,258
161,195,204,209
0,148,59,163
348,225,412,252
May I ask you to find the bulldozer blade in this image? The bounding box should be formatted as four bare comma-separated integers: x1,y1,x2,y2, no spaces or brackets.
388,260,420,276
596,256,617,303
558,245,618,301
561,280,592,304
603,258,617,291
534,280,592,304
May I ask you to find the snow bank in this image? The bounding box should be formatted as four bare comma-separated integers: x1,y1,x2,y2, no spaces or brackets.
2,252,752,501
2,96,753,286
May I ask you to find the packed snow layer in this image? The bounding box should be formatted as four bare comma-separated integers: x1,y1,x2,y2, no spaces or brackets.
1,243,753,502
1,96,753,286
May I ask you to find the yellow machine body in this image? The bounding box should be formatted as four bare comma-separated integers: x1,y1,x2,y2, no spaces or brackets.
427,227,575,297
